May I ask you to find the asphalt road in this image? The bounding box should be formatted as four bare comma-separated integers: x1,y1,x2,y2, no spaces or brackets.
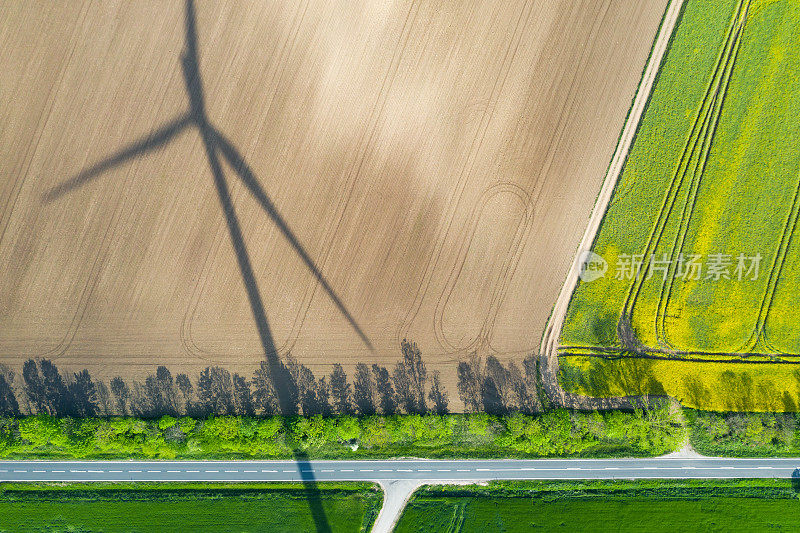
1,458,798,482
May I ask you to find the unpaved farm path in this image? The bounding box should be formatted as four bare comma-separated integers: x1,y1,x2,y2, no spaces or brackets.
539,0,686,409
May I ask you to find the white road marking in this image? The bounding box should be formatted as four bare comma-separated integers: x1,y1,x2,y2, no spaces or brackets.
321,469,334,473
167,470,181,473
419,469,432,472
340,469,354,472
109,470,123,473
187,470,200,473
33,470,45,473
224,470,238,473
14,470,27,473
147,470,161,473
437,469,451,472
244,470,257,473
205,470,219,473
379,469,392,472
360,469,374,472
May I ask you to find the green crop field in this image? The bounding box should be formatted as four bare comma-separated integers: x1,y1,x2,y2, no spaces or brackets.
394,480,800,532
0,483,381,533
559,0,800,410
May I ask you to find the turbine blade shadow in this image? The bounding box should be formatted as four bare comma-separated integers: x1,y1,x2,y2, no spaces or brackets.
186,0,331,529
201,126,331,533
213,129,375,353
42,113,191,202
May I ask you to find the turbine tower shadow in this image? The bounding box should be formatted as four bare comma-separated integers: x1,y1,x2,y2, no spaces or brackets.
43,2,378,531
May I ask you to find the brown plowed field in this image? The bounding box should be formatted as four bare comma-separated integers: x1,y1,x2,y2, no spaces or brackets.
0,0,668,401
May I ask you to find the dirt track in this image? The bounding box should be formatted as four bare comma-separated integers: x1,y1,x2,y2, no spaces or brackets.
539,0,686,408
0,1,667,401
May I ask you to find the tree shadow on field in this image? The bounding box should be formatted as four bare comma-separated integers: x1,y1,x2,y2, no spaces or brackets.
41,2,382,530
682,375,711,408
590,311,620,347
563,356,665,402
718,371,754,412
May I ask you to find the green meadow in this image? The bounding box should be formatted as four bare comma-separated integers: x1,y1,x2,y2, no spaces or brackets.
0,483,381,533
395,480,800,533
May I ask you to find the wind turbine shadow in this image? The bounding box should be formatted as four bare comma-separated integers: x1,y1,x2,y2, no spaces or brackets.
42,113,191,203
40,1,386,531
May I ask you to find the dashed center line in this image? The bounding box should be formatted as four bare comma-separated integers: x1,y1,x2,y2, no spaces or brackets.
1,461,795,482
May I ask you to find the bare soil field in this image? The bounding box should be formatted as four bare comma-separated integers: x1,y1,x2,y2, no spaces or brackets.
0,0,667,402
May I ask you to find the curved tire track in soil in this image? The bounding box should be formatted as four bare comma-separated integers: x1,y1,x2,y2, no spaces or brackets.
433,183,533,354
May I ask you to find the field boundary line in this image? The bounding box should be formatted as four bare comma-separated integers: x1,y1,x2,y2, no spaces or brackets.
539,0,686,408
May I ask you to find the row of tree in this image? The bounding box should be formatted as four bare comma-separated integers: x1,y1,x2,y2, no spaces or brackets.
0,340,548,418
456,353,548,414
